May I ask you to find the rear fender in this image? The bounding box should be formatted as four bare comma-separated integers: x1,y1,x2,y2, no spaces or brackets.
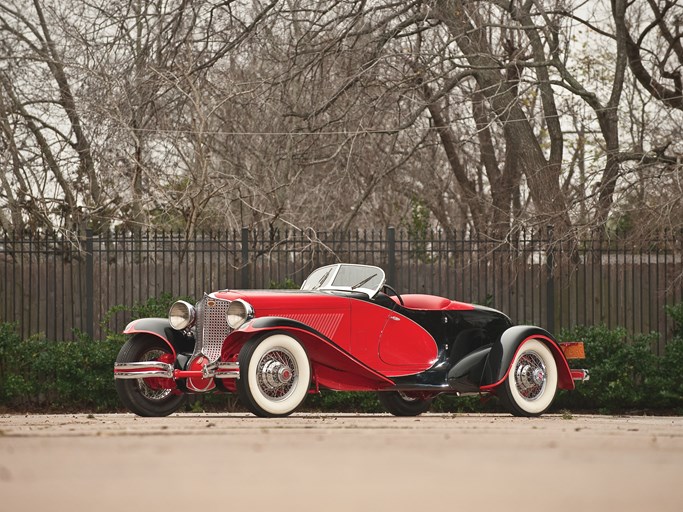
234,317,395,391
123,318,195,358
480,325,574,391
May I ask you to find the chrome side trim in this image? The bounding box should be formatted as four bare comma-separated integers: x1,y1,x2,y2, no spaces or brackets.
114,362,174,379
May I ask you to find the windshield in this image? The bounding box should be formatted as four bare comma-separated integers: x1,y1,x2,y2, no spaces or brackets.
301,264,385,297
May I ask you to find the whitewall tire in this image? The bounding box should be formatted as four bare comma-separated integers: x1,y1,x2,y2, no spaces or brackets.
500,339,558,417
237,333,311,417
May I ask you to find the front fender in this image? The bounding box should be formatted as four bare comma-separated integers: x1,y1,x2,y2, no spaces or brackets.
123,318,195,357
230,316,394,391
480,325,574,391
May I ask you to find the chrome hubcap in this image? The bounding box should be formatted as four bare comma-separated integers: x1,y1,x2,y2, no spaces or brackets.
514,352,547,401
257,348,297,400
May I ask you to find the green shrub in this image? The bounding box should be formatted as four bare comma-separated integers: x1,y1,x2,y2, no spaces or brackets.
557,322,680,412
269,278,299,289
665,302,683,339
0,322,22,346
0,323,121,412
651,337,683,410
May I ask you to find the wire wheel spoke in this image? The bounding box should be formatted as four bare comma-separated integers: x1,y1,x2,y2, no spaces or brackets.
138,349,173,401
514,352,547,401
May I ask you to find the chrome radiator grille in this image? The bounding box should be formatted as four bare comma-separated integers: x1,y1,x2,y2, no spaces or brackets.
195,294,231,362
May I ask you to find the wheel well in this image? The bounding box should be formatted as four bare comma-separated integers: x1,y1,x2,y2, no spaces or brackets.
481,329,574,392
536,338,574,390
127,333,176,358
506,336,574,391
236,324,394,391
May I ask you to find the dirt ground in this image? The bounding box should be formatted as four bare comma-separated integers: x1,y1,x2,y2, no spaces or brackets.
1,413,681,511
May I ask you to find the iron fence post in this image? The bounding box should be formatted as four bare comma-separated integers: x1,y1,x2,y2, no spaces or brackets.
545,225,555,333
387,227,396,286
85,228,94,340
241,227,250,289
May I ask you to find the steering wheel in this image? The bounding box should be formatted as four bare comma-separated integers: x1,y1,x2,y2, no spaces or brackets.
382,284,404,306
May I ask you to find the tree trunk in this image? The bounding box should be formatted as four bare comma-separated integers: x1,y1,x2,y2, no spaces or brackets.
432,0,572,235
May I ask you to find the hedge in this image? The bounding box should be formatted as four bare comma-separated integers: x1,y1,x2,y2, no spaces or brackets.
1,302,682,414
0,323,122,412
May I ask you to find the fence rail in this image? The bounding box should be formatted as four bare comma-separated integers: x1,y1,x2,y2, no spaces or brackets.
1,228,681,353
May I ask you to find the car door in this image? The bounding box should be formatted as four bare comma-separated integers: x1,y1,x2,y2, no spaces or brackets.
348,299,437,376
377,312,438,372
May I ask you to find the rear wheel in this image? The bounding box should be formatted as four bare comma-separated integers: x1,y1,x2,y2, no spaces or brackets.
237,333,311,417
499,339,558,417
378,391,433,416
115,336,186,417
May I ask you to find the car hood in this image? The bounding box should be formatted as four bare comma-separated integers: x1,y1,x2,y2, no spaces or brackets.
211,289,355,310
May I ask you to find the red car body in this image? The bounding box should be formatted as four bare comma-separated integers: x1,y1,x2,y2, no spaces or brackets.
114,264,588,417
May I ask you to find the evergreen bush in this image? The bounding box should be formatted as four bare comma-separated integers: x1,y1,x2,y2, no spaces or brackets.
1,302,682,414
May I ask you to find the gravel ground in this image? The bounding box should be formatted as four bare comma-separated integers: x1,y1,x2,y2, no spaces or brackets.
1,413,681,511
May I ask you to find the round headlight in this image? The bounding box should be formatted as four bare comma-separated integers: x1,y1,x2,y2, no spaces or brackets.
226,299,254,329
169,300,195,330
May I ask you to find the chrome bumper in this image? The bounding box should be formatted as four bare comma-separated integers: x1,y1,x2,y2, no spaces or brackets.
114,361,174,379
114,361,239,380
204,361,240,379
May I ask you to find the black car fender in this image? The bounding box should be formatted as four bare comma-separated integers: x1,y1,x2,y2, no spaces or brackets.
480,325,574,391
123,317,195,357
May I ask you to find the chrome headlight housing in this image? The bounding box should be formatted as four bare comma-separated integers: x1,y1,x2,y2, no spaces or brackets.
169,300,196,330
226,299,254,329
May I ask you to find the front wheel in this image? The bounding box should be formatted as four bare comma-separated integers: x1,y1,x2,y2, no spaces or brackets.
378,391,433,416
498,339,558,417
115,336,187,417
237,333,311,417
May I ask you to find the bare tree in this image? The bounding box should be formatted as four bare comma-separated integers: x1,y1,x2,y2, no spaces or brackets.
0,0,680,239
0,0,100,231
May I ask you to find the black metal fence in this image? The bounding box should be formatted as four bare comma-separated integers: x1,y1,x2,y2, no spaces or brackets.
1,228,681,353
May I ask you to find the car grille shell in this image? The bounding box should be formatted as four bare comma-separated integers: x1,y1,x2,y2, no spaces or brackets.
195,294,231,361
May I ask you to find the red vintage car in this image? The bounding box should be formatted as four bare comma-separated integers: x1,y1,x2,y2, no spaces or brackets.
114,263,588,417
